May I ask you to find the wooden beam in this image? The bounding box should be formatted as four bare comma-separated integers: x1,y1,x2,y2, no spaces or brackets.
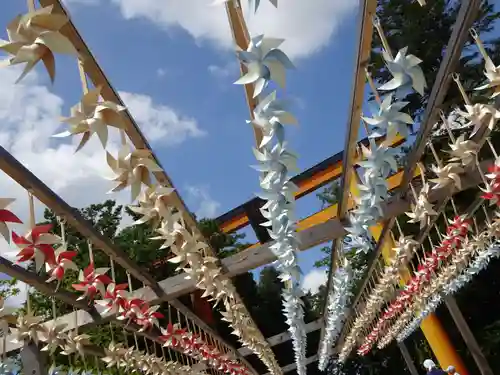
238,319,322,357
216,135,405,234
263,355,319,375
398,342,419,375
444,296,494,375
323,0,377,327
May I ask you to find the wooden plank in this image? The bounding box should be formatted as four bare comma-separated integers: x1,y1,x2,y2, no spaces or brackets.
321,0,377,346
0,256,96,314
263,355,319,375
238,319,322,356
398,342,419,375
445,296,494,375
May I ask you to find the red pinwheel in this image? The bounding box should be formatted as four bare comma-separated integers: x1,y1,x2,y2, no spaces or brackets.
95,283,128,314
160,323,186,348
181,332,203,354
134,304,164,332
12,224,58,271
72,263,111,301
46,247,78,286
0,198,22,242
116,297,144,323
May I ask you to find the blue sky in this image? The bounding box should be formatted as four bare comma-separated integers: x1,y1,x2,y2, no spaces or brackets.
0,0,361,295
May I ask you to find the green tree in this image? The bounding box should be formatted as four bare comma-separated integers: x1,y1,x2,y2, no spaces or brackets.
0,278,20,300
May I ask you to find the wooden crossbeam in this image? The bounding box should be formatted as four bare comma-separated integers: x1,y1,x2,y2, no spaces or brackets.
238,319,322,357
321,0,377,345
263,355,319,375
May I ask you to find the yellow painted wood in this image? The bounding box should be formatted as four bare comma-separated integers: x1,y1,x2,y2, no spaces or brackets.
349,175,468,375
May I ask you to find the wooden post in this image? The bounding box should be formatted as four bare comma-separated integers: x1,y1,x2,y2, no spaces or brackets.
21,343,47,375
444,296,494,375
398,342,419,375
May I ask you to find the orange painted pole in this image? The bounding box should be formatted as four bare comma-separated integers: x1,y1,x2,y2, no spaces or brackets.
350,176,468,375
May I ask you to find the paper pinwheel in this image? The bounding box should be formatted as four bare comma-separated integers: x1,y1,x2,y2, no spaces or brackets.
249,0,278,12
12,224,59,272
54,87,126,151
116,296,144,324
250,91,297,148
95,282,128,315
456,103,500,136
447,134,479,167
106,145,163,202
429,163,463,190
101,342,126,368
160,323,186,348
134,304,164,332
10,314,44,344
39,321,68,353
0,198,22,242
282,288,307,375
405,183,437,228
128,185,175,227
45,247,78,285
0,6,78,83
71,263,111,301
363,94,414,140
476,56,500,98
379,47,426,97
59,331,90,357
358,140,398,179
235,35,294,97
252,143,298,183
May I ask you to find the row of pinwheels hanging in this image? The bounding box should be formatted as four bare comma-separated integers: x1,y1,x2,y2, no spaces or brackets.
223,0,308,373
316,2,429,367
0,197,251,375
0,0,281,374
334,22,500,363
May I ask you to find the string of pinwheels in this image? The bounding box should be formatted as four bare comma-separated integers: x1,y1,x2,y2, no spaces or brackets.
224,1,308,373
0,1,279,372
318,13,427,367
337,24,500,360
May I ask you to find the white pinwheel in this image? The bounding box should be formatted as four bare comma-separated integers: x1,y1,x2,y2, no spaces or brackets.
235,35,294,97
476,56,500,98
54,87,126,151
405,183,437,228
106,145,163,202
10,314,44,344
39,321,68,353
363,94,414,140
252,143,298,184
102,342,126,368
430,163,463,190
59,331,90,357
447,134,479,167
249,0,278,12
456,103,500,136
250,91,297,148
282,287,307,375
379,47,427,96
358,140,398,179
128,185,175,227
0,6,78,83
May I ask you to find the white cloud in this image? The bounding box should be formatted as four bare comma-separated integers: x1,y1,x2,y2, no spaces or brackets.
0,65,203,307
208,61,238,79
302,269,327,294
156,68,168,78
102,0,357,59
186,185,220,219
119,92,206,145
